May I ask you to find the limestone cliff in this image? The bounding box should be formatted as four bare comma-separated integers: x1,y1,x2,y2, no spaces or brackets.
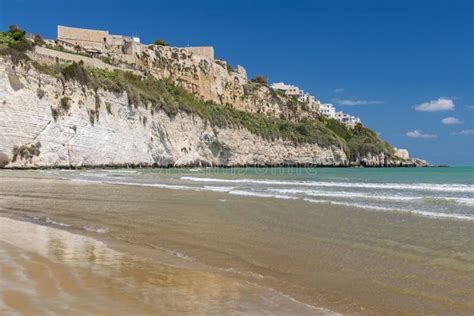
0,28,427,168
0,59,349,168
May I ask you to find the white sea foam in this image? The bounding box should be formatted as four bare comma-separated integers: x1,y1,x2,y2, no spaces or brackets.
189,168,204,172
174,251,191,260
229,190,298,200
269,188,420,201
268,188,474,205
433,197,474,205
71,178,236,194
70,178,196,191
203,186,235,192
104,170,140,174
109,181,193,191
219,267,264,279
83,226,110,234
303,198,474,221
181,176,474,193
79,172,110,177
65,177,473,221
45,217,73,227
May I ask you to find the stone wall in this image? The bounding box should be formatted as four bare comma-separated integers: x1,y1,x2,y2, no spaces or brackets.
185,46,215,60
57,25,108,50
29,46,141,75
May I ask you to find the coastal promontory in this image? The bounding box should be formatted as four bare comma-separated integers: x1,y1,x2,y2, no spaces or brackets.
0,25,427,168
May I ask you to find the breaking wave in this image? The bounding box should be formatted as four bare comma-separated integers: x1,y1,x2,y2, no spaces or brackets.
181,176,474,193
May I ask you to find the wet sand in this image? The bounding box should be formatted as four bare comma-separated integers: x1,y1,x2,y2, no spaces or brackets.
0,216,329,315
0,174,473,315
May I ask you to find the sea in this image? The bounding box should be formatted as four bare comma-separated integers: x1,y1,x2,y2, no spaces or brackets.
40,165,474,220
0,166,473,314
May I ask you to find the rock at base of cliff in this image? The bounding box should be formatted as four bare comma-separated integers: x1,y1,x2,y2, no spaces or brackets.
0,152,9,168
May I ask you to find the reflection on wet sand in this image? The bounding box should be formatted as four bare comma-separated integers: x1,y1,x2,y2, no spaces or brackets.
0,217,329,315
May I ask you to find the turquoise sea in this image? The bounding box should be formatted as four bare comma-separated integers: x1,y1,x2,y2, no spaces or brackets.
1,166,473,314
33,166,474,221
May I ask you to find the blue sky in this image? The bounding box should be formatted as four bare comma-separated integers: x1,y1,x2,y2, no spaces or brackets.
1,0,473,165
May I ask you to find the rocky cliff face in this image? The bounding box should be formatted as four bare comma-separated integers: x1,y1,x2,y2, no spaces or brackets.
0,59,349,168
108,44,317,122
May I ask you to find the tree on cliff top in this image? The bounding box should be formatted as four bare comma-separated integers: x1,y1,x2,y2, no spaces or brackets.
8,25,25,41
251,75,268,85
154,39,170,46
34,33,45,45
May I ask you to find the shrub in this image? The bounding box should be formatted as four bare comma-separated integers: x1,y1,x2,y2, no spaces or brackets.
60,97,70,111
95,93,101,110
9,39,33,52
105,102,112,114
8,25,25,41
88,109,96,125
34,33,45,45
251,75,268,85
51,106,59,120
325,121,393,160
12,142,41,162
0,28,33,65
37,88,45,99
154,39,170,46
61,62,89,85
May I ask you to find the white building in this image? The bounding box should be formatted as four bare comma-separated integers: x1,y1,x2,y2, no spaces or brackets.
318,103,336,118
297,92,307,102
271,82,301,96
393,148,410,160
335,112,361,127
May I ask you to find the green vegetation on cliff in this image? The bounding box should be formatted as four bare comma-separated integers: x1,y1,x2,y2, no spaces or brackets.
38,62,344,148
63,64,394,159
0,26,394,160
322,118,394,160
0,25,32,65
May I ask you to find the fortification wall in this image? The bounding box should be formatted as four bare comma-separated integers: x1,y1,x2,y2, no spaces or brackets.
185,46,214,60
30,46,141,74
57,25,108,50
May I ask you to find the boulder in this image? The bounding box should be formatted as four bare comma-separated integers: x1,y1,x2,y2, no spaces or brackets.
0,152,9,168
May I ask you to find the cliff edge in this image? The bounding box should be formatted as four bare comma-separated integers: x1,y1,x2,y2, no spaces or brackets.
0,27,427,168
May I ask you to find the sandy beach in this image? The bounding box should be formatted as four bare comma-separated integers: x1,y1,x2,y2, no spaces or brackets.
0,170,473,315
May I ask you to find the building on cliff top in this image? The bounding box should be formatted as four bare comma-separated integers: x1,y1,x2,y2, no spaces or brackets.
393,148,410,160
271,82,301,96
57,25,215,60
57,25,140,54
335,111,361,128
318,103,336,118
271,82,362,128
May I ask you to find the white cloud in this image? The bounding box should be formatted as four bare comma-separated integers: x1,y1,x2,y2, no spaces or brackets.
406,130,437,139
451,129,474,136
333,98,383,106
441,117,463,125
334,88,345,93
414,98,454,112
